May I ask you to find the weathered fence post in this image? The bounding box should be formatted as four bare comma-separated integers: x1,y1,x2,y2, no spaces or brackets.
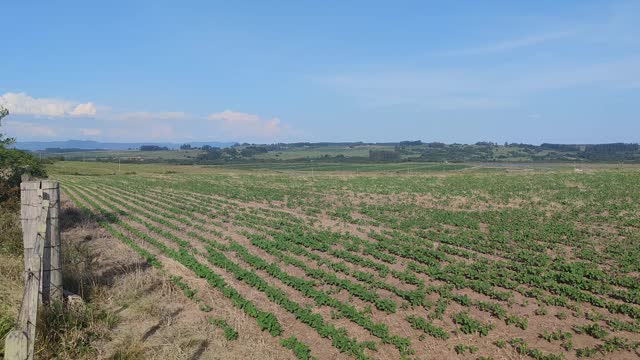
6,181,52,360
5,180,62,360
20,182,41,289
20,180,62,304
20,200,48,360
41,180,62,304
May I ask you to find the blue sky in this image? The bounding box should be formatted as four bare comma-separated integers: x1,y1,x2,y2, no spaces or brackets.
2,0,639,144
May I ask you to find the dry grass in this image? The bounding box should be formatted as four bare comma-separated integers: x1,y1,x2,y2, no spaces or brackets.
6,181,297,359
0,206,25,357
55,195,295,359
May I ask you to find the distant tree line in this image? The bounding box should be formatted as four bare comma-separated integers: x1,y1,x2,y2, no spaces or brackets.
139,145,169,151
197,147,242,161
161,141,640,163
540,143,582,152
55,139,640,165
584,143,639,153
41,147,105,153
369,150,400,161
399,140,422,146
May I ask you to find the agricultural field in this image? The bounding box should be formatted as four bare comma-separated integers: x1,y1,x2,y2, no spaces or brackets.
50,162,640,359
44,149,205,162
251,144,391,160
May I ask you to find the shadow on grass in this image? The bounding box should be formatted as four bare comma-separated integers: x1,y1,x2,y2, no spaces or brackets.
189,339,209,360
141,308,183,342
60,206,122,232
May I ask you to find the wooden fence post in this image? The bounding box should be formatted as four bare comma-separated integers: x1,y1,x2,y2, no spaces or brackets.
20,182,41,288
20,203,48,360
41,180,62,304
19,180,61,304
7,182,51,360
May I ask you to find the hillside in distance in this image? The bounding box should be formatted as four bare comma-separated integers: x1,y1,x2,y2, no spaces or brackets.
15,139,235,151
190,141,640,163
29,140,640,164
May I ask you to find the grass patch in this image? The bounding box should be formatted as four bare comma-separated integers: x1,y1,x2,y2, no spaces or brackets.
107,333,146,360
0,202,121,358
0,205,23,357
36,302,119,358
0,206,22,256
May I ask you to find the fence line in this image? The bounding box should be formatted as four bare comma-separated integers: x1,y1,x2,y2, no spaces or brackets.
4,180,62,360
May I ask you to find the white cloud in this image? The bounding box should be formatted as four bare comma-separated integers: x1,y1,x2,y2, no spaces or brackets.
4,120,57,138
0,92,97,117
208,110,262,123
1,92,297,141
0,92,69,117
208,110,287,139
80,128,101,136
112,111,187,121
71,102,97,116
0,92,185,122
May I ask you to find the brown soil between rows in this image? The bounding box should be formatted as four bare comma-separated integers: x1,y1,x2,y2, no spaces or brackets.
82,183,406,359
68,184,359,359
66,182,640,360
60,189,296,360
142,185,640,330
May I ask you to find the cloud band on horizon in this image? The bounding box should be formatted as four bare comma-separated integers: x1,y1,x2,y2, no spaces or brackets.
0,92,295,143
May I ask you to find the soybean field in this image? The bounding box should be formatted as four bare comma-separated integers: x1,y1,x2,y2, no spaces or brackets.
53,162,640,359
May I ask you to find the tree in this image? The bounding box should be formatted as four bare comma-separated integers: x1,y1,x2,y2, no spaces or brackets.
240,146,268,158
180,143,192,150
369,149,400,161
0,106,14,147
197,147,222,160
0,107,47,204
222,147,239,158
139,145,168,151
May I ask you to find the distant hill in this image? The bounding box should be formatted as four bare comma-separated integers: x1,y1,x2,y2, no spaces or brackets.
14,140,235,151
13,140,640,163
